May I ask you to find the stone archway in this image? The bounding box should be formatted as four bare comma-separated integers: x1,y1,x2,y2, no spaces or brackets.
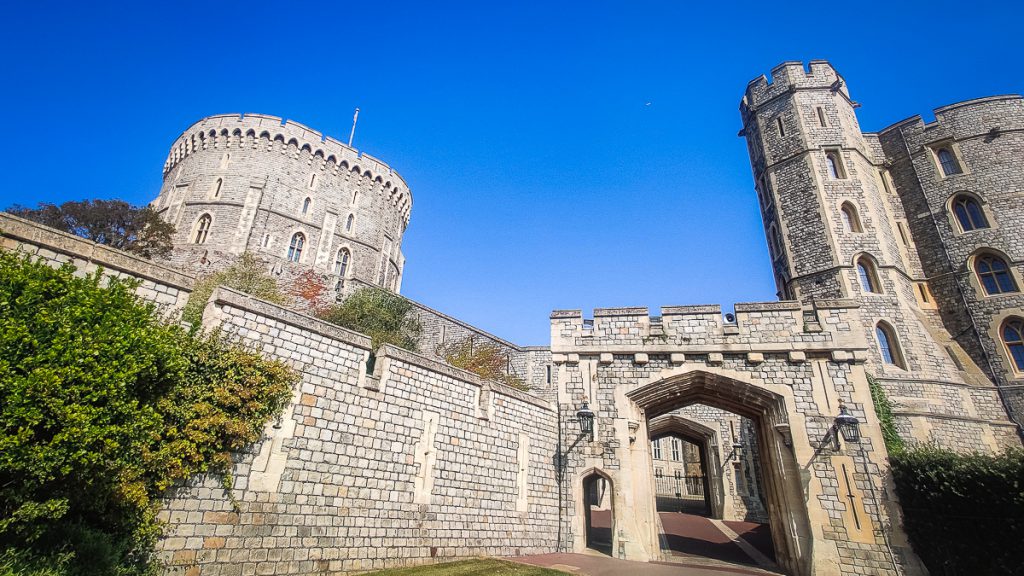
580,469,614,555
647,415,723,519
625,369,811,576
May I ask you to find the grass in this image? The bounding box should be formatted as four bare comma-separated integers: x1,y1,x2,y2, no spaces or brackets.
358,558,567,576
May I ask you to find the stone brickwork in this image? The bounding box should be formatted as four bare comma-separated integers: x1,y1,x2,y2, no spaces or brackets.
0,212,194,313
153,114,409,297
549,302,922,575
741,61,1023,450
155,287,561,575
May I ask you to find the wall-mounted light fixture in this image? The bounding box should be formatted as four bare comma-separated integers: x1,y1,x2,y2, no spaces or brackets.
831,404,861,450
576,402,595,442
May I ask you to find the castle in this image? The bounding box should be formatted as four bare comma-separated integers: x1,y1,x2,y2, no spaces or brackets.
1,60,1021,575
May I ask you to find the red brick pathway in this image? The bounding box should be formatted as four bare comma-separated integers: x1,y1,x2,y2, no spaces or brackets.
513,553,772,576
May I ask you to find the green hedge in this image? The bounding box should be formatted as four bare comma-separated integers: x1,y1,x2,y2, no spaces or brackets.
0,251,296,575
890,446,1024,575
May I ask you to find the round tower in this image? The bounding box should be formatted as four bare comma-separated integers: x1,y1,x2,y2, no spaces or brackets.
152,113,411,295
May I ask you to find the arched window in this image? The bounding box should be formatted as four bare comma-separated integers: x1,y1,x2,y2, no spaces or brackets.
937,148,962,176
952,195,988,232
212,178,223,198
975,253,1018,295
219,153,230,169
346,214,355,232
826,152,845,179
287,232,305,263
1001,318,1024,372
193,214,212,244
302,197,312,216
857,257,881,293
876,322,906,368
841,202,862,232
335,248,351,276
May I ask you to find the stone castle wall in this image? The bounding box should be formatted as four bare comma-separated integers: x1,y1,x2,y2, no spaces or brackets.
154,114,409,296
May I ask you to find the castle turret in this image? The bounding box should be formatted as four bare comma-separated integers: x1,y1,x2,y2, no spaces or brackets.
741,61,1021,450
152,113,411,296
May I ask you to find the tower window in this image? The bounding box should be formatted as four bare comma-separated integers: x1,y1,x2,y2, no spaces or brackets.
287,232,305,263
302,197,312,216
816,107,827,127
952,195,988,232
857,257,881,293
309,173,317,189
1001,318,1024,372
346,214,355,232
840,202,863,233
776,116,785,137
975,253,1017,295
212,178,223,198
826,152,845,179
193,214,212,244
937,147,962,177
876,322,906,368
335,248,351,276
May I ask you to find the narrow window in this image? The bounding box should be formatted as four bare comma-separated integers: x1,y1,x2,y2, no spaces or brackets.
308,173,317,189
826,152,845,179
302,197,312,216
671,438,680,461
219,153,230,168
816,106,827,127
975,254,1018,295
917,283,931,303
937,148,962,176
896,221,910,247
1002,318,1024,372
776,116,785,137
352,191,359,205
655,468,663,478
287,232,305,263
262,233,271,248
876,322,906,368
952,195,988,232
652,439,662,460
212,178,223,198
193,214,212,244
346,214,355,232
857,257,880,293
545,364,552,385
334,248,350,276
840,202,862,232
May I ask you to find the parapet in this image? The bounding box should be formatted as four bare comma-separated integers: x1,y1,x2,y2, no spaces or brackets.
161,113,412,219
551,300,866,356
741,60,848,111
877,94,1024,145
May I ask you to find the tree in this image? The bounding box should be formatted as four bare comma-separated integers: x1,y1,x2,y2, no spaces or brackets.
6,199,175,259
317,287,422,352
0,251,294,575
436,336,527,390
182,252,287,327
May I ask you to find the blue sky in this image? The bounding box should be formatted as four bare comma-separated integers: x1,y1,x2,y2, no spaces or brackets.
1,1,1021,344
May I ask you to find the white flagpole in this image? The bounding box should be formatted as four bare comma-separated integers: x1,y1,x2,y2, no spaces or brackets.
348,108,360,147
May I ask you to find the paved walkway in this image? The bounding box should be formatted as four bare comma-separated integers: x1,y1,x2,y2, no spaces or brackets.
513,552,774,576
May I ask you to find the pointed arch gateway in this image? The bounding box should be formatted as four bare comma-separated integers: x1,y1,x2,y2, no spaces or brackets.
622,369,812,576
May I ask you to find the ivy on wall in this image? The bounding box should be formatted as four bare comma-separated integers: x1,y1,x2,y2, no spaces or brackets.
0,252,295,576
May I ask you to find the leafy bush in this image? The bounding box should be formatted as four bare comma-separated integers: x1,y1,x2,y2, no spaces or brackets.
182,252,286,327
0,251,295,575
891,446,1024,575
436,336,527,390
7,199,175,259
317,287,422,351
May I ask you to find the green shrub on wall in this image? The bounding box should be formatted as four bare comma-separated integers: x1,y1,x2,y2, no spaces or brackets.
181,252,287,327
0,252,295,575
891,446,1024,575
317,287,422,352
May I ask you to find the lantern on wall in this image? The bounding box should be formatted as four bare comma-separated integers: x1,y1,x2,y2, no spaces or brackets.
832,404,861,449
576,402,595,441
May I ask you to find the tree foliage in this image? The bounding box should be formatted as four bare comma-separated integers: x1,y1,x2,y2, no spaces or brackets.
7,199,175,259
317,287,422,351
436,336,527,390
182,252,287,327
0,252,295,575
891,446,1024,575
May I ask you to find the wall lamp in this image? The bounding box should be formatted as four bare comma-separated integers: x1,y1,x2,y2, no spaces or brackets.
576,402,595,442
831,404,861,450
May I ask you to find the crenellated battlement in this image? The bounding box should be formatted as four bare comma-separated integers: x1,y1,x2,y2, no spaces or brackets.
549,299,866,357
161,113,412,221
877,94,1024,146
741,60,848,112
